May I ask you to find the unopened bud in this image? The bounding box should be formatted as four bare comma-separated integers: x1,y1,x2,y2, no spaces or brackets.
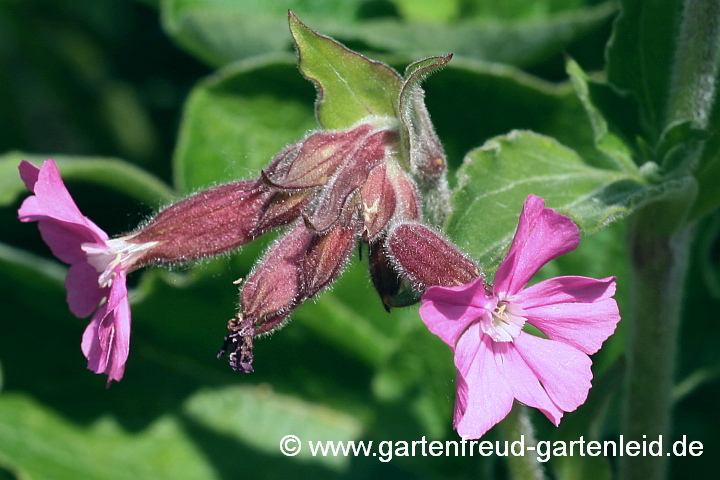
132,180,272,263
241,224,313,332
386,222,479,290
305,129,398,233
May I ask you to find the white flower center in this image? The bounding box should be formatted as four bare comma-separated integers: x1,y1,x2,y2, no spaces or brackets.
82,236,158,288
479,298,527,343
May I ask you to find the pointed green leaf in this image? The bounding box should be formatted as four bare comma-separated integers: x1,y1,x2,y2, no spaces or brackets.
288,12,403,129
565,58,636,171
447,130,695,270
0,152,175,207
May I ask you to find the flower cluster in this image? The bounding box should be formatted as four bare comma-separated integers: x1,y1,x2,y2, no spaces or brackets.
17,115,433,381
16,13,620,440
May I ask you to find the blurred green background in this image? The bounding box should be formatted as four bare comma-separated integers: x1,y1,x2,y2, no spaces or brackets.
0,0,718,479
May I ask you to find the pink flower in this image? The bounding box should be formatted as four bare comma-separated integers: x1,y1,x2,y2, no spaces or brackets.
419,195,621,439
17,160,156,384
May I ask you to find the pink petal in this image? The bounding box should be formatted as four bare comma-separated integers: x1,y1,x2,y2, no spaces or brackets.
516,276,616,307
81,269,131,384
17,159,107,242
37,220,103,264
65,262,107,318
493,195,580,297
420,277,494,348
18,160,40,191
513,332,592,413
493,342,564,425
453,369,469,428
515,276,620,354
453,324,514,439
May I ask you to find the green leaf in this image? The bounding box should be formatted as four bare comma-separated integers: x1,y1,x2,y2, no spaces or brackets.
0,152,175,207
565,58,636,171
162,0,616,70
0,387,364,479
446,130,695,270
173,54,317,192
606,0,684,140
288,11,403,130
182,385,364,470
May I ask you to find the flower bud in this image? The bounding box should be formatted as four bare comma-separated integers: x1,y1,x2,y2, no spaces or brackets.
360,165,396,241
262,124,374,190
301,219,357,299
304,129,398,233
386,222,479,290
241,224,313,331
132,180,273,263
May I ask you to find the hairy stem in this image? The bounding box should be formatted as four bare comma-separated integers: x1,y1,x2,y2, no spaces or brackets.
621,215,695,480
666,0,720,130
500,406,546,480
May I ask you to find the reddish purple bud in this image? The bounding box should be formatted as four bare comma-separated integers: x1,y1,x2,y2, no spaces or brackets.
387,164,422,222
262,124,374,190
241,224,313,330
253,191,311,237
302,219,357,298
386,222,479,290
132,180,273,263
305,129,397,233
360,165,396,242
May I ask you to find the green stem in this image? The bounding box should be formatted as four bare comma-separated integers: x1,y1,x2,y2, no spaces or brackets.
666,0,720,129
499,406,546,480
621,212,695,480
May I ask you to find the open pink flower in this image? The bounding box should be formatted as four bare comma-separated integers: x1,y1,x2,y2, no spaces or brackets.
18,160,156,384
419,195,620,439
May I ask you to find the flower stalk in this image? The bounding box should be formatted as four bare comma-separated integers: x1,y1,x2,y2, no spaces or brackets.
621,205,695,480
498,407,546,480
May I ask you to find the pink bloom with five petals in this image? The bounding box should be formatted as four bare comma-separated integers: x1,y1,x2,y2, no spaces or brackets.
420,195,621,439
17,160,156,384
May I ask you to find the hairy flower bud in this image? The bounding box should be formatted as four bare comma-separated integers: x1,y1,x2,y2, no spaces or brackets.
360,165,396,241
386,222,479,290
219,218,359,371
241,224,313,331
301,219,357,299
304,129,398,233
132,180,273,264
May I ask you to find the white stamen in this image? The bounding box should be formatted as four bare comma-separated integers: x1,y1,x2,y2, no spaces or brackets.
82,236,158,288
479,300,527,343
